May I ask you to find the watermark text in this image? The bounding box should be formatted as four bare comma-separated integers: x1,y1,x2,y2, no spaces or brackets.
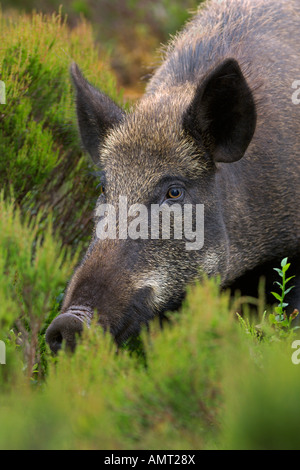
291,340,300,365
0,81,6,104
95,196,204,251
292,80,300,105
0,340,6,365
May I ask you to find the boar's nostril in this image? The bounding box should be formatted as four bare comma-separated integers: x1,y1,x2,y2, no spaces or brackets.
45,313,83,353
46,308,93,354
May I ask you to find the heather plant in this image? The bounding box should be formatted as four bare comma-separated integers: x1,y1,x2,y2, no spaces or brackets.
0,8,125,250
1,272,300,450
0,8,127,380
0,193,79,379
1,0,202,91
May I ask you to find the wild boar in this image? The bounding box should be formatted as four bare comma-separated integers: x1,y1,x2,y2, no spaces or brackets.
46,0,300,353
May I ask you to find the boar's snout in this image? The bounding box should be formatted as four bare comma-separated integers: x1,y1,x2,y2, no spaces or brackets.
46,306,93,354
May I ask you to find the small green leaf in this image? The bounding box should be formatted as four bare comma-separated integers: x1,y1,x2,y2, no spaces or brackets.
281,257,288,267
273,281,283,289
286,275,295,283
282,263,291,272
271,291,282,301
284,286,295,295
273,268,283,277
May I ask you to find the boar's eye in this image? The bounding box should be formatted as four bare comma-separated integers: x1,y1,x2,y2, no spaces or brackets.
166,187,183,200
97,170,106,194
96,182,105,193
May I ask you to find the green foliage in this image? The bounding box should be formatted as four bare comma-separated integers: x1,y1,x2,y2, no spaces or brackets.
0,8,124,250
269,257,298,329
222,339,300,450
0,193,79,378
0,8,125,381
1,0,202,93
1,273,300,449
235,259,299,346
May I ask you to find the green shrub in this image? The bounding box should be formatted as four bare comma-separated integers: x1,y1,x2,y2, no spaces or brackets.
1,272,299,450
0,193,79,380
221,331,300,450
1,0,202,92
0,8,125,250
0,276,233,449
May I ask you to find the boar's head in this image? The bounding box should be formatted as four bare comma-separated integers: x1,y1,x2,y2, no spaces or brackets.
46,59,256,353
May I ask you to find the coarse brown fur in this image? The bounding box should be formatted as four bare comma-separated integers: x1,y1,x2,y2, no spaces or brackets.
46,0,300,352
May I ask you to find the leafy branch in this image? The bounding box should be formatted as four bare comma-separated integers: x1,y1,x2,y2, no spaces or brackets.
270,257,298,329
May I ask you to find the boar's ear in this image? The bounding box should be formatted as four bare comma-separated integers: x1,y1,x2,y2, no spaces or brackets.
70,63,125,164
183,58,256,163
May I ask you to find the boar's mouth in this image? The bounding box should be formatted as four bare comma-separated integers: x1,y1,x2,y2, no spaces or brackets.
46,302,155,354
46,287,184,354
45,306,93,354
112,288,186,344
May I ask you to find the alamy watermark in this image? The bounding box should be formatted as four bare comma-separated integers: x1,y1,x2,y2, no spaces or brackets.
0,340,6,365
0,81,6,104
291,340,300,365
292,80,300,105
95,196,204,251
